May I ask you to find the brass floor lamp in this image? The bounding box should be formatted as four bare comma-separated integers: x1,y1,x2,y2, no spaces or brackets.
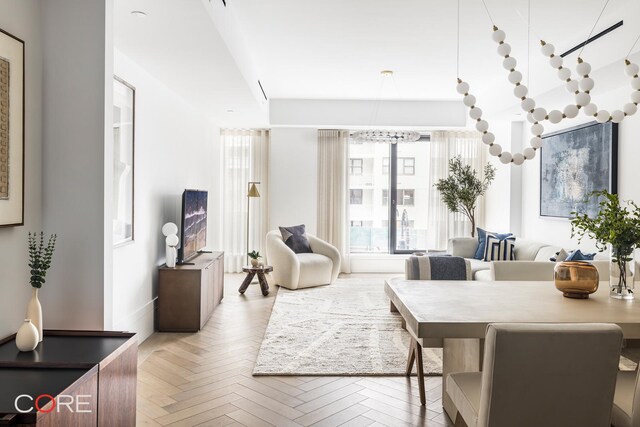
246,181,261,266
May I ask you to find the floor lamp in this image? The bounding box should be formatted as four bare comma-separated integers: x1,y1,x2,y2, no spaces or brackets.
246,181,261,266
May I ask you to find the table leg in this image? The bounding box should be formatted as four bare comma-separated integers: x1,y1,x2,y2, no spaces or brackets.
442,338,483,422
257,272,270,296
414,340,426,406
406,339,416,375
238,272,256,294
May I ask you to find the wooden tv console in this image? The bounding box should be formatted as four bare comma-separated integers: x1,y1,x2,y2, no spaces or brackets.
158,252,224,332
0,330,137,426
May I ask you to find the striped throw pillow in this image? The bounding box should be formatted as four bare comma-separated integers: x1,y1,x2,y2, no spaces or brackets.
483,233,516,261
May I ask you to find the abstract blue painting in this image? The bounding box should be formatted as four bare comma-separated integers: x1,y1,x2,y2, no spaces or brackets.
540,121,618,218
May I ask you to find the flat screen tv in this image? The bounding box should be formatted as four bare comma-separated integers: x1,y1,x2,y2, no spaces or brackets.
178,189,208,262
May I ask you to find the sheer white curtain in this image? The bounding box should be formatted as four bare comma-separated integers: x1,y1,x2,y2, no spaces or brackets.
427,131,485,250
317,129,351,273
221,129,270,273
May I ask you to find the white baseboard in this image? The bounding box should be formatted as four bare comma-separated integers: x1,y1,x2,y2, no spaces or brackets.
349,254,409,273
114,298,156,343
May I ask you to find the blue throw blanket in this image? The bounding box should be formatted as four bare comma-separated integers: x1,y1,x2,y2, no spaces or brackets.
406,255,468,280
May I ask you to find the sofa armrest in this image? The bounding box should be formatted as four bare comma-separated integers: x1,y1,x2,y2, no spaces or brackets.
266,231,300,287
447,237,478,258
308,234,341,283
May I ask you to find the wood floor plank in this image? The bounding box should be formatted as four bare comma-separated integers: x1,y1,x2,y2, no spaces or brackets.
295,393,367,426
231,397,303,427
308,403,369,427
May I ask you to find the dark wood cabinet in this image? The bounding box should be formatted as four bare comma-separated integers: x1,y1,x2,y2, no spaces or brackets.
0,330,137,426
158,252,224,332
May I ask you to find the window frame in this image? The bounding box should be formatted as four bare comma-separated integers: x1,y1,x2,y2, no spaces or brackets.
349,158,363,175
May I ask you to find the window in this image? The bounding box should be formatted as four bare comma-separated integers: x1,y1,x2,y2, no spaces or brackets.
350,189,363,204
350,158,363,175
349,139,428,253
382,189,414,206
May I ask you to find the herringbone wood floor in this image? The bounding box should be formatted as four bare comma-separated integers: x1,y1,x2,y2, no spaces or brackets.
136,274,454,427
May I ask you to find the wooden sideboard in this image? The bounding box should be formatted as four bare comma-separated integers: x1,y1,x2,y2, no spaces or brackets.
158,252,224,332
0,330,137,426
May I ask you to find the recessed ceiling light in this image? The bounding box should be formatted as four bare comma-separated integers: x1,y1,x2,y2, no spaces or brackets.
131,11,147,18
226,109,234,113
380,70,393,77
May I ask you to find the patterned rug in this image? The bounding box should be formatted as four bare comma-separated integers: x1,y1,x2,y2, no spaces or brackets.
253,278,443,376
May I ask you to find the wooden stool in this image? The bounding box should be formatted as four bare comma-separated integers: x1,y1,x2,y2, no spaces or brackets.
239,265,272,296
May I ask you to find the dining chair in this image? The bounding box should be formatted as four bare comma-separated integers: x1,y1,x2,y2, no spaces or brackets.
446,323,623,427
612,368,640,427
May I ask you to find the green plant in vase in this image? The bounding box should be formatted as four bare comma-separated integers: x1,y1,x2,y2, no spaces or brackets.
26,232,57,341
434,156,496,237
247,250,262,267
571,190,640,299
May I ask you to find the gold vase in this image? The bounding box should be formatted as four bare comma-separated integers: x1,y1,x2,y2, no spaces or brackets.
554,261,599,299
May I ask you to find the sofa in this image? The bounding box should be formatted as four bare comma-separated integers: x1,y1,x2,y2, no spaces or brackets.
447,236,610,281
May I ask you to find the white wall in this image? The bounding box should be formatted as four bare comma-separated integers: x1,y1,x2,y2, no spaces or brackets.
269,128,318,233
40,0,112,331
0,0,42,339
111,50,220,341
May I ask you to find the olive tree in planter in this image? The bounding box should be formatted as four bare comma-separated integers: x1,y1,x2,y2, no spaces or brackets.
434,156,496,238
571,190,640,299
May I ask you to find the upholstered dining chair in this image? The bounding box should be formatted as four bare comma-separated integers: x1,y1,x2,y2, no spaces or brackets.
266,230,340,290
446,323,623,427
612,368,640,427
402,255,472,405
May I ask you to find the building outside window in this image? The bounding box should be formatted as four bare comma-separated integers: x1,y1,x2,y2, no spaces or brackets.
350,189,363,204
382,157,414,175
349,158,363,175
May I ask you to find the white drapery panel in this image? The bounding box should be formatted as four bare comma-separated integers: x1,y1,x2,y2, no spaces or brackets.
221,129,270,273
317,129,351,273
427,130,485,250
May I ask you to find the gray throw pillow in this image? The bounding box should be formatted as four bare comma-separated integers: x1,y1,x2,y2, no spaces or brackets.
279,224,313,254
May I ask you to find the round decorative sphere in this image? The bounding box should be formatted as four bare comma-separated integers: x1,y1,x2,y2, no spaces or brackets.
523,147,536,159
531,123,544,135
550,56,563,69
512,153,525,165
503,57,517,70
541,43,555,56
611,110,625,123
579,77,595,92
456,81,469,94
527,112,536,123
626,62,640,77
497,43,511,56
463,94,476,107
514,84,528,98
476,120,489,132
631,91,640,104
558,67,571,81
596,110,610,123
162,222,178,237
575,92,591,107
631,77,640,90
489,144,502,156
564,104,579,118
492,29,506,43
521,98,535,112
576,61,591,76
469,107,483,120
508,70,523,84
166,234,179,247
566,80,579,93
500,152,513,164
624,102,638,116
548,110,563,124
482,132,495,144
532,107,547,121
583,103,598,116
530,137,543,148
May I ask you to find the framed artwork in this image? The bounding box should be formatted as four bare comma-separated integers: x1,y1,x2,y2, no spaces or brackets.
113,76,135,246
540,121,618,219
0,28,25,227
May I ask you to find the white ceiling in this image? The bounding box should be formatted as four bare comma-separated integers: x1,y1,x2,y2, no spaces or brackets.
114,0,640,126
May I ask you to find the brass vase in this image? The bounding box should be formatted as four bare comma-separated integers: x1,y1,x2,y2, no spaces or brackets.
554,261,599,299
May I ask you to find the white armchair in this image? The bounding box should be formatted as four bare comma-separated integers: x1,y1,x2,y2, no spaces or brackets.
266,230,340,290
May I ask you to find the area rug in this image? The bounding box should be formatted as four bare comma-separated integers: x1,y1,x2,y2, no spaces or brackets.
253,278,443,376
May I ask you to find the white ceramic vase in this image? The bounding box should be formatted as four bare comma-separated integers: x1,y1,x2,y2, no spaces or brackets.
251,258,259,267
26,288,43,342
16,319,39,351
